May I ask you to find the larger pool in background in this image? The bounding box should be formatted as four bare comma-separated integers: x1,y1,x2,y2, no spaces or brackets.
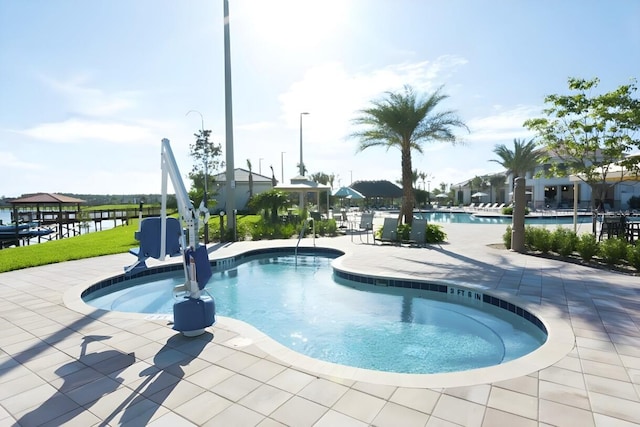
83,253,547,375
415,211,593,224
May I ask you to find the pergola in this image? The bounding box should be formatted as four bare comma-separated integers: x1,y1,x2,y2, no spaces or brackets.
274,179,331,216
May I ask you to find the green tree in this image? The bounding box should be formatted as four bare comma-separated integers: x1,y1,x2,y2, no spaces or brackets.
188,129,223,207
246,159,254,199
309,172,330,185
351,85,468,224
524,77,640,209
248,189,292,223
490,138,542,190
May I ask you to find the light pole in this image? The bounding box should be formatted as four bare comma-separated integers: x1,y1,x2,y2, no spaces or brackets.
259,158,263,175
280,151,286,183
299,112,309,176
427,181,431,204
186,109,209,244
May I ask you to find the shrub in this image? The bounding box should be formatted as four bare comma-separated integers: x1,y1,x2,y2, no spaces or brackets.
310,219,338,237
598,238,629,266
425,223,447,243
398,224,411,241
551,227,578,257
627,244,640,270
576,233,598,262
249,219,296,240
503,226,512,249
502,206,530,215
531,227,552,253
524,225,536,248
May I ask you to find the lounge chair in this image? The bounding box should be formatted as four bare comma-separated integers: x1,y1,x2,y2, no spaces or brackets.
406,218,427,246
376,217,399,245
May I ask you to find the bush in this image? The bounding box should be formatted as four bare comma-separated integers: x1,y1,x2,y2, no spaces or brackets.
502,206,530,215
249,219,296,240
524,225,536,248
551,227,578,257
576,233,598,262
310,219,338,237
503,226,512,249
530,227,552,253
627,244,640,270
425,223,447,243
398,224,411,241
599,238,629,266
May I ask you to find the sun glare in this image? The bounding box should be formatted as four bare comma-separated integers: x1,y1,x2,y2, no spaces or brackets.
237,0,349,50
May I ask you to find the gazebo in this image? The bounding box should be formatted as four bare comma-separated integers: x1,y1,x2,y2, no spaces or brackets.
9,193,86,240
274,175,331,216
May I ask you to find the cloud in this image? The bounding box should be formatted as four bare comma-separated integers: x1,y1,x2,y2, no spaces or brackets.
20,118,156,144
466,105,539,143
275,55,469,154
0,152,41,170
39,73,140,117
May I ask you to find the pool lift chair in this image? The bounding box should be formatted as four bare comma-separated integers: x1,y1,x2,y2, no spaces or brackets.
125,138,214,337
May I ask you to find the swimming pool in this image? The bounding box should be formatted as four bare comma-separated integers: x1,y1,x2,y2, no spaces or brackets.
416,211,593,225
83,251,547,375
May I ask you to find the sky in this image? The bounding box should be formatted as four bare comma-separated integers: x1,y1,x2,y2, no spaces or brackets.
1,0,639,198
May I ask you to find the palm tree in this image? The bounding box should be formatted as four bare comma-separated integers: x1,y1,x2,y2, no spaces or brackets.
351,85,468,225
490,138,542,190
246,159,254,199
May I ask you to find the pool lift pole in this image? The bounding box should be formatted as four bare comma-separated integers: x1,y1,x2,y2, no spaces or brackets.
160,138,215,337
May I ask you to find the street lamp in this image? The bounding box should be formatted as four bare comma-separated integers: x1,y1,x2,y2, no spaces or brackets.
186,109,209,244
427,180,431,203
281,151,286,183
259,158,263,175
299,112,309,176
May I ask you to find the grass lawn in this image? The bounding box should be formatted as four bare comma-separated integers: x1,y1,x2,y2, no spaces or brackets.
0,215,263,273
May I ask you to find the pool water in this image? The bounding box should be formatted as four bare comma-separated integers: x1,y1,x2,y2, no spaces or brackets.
84,254,547,374
417,211,593,225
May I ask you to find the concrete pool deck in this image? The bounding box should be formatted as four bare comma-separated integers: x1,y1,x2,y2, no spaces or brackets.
1,220,639,426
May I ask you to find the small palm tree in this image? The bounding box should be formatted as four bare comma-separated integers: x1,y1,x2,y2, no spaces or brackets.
351,85,468,225
490,138,542,189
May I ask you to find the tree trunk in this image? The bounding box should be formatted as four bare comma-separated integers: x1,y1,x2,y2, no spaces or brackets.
401,145,414,225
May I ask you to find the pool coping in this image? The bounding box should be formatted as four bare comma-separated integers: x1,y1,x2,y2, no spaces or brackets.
64,246,576,390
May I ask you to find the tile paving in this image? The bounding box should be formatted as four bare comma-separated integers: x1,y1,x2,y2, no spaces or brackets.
0,219,639,426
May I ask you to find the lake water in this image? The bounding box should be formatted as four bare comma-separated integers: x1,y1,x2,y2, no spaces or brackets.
0,208,117,246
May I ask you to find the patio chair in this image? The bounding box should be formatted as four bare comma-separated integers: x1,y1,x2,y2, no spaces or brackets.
406,218,427,246
350,212,374,243
376,217,399,245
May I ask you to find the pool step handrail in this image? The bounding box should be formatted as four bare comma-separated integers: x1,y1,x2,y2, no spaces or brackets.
295,218,316,267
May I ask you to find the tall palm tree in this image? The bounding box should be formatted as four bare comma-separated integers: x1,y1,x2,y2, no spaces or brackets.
490,138,542,189
246,159,254,199
351,85,468,225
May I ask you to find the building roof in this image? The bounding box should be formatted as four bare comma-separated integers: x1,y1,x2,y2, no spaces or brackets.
10,193,86,205
350,180,403,198
212,168,274,183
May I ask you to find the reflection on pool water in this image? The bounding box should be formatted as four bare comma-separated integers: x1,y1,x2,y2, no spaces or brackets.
84,253,547,374
416,211,593,225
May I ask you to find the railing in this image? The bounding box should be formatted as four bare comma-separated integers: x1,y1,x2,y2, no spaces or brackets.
294,218,316,267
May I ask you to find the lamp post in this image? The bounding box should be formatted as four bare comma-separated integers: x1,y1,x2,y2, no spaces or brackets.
299,112,309,176
427,180,431,203
186,109,209,244
259,158,263,175
280,151,286,183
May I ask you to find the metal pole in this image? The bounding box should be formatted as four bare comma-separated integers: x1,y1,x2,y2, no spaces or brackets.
299,112,309,176
224,0,236,237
